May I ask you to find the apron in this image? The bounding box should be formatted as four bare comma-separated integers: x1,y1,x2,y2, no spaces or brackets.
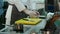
11,5,28,24
10,4,28,32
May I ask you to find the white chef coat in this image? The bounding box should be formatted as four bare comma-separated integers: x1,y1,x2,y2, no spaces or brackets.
26,0,45,10
6,0,45,10
6,0,26,12
29,0,45,10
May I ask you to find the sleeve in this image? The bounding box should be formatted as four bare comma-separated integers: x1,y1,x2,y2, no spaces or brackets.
14,0,26,12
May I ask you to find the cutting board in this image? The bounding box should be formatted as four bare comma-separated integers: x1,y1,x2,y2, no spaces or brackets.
15,18,42,25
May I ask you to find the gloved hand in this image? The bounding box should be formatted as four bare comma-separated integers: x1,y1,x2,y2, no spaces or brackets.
46,12,54,20
23,9,40,18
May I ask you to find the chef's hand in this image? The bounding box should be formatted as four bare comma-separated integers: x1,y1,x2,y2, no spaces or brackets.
23,9,40,18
